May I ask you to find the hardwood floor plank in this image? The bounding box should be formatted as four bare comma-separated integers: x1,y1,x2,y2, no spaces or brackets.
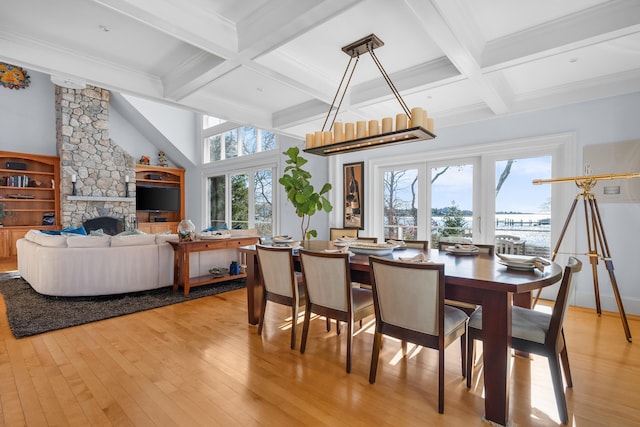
1,258,639,427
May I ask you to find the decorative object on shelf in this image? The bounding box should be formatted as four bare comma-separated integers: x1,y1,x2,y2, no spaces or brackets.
138,155,150,165
279,147,332,242
208,267,229,278
229,261,240,275
157,151,168,167
177,219,196,242
303,34,435,156
343,162,364,229
71,174,77,196
0,202,11,224
0,62,30,90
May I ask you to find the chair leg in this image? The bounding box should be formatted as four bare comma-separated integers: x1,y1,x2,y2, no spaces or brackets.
369,332,382,383
460,332,467,378
290,304,299,350
257,293,268,336
438,346,445,413
560,330,573,388
466,336,474,389
548,353,569,424
300,305,312,354
346,320,353,373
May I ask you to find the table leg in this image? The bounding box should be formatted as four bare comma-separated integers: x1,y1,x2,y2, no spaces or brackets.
183,249,191,296
172,248,183,293
481,290,512,426
245,252,262,325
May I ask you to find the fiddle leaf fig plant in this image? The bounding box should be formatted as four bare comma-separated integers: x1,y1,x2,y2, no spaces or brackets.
279,146,333,241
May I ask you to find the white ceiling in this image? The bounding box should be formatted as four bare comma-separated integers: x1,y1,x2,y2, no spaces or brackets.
2,0,639,139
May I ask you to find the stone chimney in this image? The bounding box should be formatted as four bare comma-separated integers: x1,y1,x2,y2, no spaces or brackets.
55,85,136,228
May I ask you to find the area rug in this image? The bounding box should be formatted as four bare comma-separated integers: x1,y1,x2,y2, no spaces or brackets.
0,272,246,339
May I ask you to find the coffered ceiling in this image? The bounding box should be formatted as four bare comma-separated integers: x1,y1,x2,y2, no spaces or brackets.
2,0,639,138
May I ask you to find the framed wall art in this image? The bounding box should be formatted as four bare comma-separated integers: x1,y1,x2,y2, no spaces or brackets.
343,161,364,229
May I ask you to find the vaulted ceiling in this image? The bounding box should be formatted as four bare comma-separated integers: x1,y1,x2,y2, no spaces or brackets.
2,0,639,139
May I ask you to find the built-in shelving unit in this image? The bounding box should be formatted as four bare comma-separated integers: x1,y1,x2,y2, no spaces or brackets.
0,151,60,256
135,165,185,234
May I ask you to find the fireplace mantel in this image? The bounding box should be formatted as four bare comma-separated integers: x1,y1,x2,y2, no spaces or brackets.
67,196,135,202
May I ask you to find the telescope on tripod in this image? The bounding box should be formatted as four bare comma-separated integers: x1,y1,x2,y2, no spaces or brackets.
533,172,640,343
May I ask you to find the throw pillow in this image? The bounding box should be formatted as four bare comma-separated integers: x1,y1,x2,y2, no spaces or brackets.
89,228,105,236
60,225,88,236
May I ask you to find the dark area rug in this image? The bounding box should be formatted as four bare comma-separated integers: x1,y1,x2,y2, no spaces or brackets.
0,272,246,339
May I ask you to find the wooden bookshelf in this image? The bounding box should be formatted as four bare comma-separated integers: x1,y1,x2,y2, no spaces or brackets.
0,151,60,256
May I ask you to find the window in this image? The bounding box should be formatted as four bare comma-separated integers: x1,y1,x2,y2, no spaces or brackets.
371,134,574,258
206,168,275,236
203,120,277,163
430,163,475,247
383,168,418,240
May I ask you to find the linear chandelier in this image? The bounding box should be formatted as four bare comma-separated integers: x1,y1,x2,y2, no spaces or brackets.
304,34,436,156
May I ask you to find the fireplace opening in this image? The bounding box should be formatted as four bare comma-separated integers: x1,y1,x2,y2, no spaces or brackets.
83,216,125,236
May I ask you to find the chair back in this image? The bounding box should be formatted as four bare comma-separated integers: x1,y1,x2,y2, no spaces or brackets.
369,256,445,336
299,250,351,312
256,245,297,299
357,236,378,243
546,256,582,349
438,241,494,255
495,236,525,254
330,228,358,240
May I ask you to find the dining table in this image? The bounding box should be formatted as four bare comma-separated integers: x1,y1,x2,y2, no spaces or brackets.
238,240,563,426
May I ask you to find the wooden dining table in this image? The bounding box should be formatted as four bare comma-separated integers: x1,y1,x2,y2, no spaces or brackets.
239,241,563,426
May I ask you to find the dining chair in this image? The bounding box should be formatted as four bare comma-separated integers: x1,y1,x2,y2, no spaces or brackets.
438,241,495,255
368,256,468,413
356,236,378,243
330,227,358,240
298,250,375,373
466,256,582,424
387,239,429,250
256,245,306,349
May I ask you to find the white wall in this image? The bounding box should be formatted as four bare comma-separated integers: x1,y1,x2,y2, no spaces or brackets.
0,70,56,155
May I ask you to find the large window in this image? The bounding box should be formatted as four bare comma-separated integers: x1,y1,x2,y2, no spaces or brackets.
203,116,277,163
371,135,573,258
206,168,275,236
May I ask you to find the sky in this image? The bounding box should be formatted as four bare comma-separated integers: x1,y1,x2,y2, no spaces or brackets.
389,156,552,214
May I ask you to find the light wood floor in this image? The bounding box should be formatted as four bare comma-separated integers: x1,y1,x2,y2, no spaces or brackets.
1,256,639,426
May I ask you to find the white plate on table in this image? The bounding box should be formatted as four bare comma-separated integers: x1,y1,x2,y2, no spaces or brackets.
497,260,537,271
348,242,398,256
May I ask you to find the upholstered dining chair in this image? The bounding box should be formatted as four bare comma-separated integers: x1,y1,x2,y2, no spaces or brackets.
329,227,358,241
438,241,495,255
387,239,429,250
368,256,468,413
356,236,378,243
298,250,375,373
256,245,306,349
465,256,582,424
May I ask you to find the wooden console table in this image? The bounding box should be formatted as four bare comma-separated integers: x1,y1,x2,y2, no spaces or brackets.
168,236,259,296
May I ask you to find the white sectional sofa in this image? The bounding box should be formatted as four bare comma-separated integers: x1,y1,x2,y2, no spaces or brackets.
16,229,254,297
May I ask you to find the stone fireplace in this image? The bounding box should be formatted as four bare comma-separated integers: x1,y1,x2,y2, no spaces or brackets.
55,85,136,229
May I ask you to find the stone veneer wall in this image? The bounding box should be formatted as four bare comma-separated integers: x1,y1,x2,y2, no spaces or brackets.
55,85,136,229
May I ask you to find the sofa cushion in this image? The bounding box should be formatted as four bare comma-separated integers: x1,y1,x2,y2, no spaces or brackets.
24,229,41,243
33,232,68,248
66,235,111,248
110,233,156,247
155,233,179,244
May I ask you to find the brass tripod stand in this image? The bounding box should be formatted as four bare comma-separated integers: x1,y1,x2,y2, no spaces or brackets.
533,172,640,343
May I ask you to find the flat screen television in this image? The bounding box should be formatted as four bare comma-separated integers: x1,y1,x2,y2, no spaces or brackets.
136,185,180,212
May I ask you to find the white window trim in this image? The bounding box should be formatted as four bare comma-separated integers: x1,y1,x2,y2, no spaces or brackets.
360,133,576,261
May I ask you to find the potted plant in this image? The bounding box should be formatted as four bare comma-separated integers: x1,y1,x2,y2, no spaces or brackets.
0,202,9,226
279,147,332,241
